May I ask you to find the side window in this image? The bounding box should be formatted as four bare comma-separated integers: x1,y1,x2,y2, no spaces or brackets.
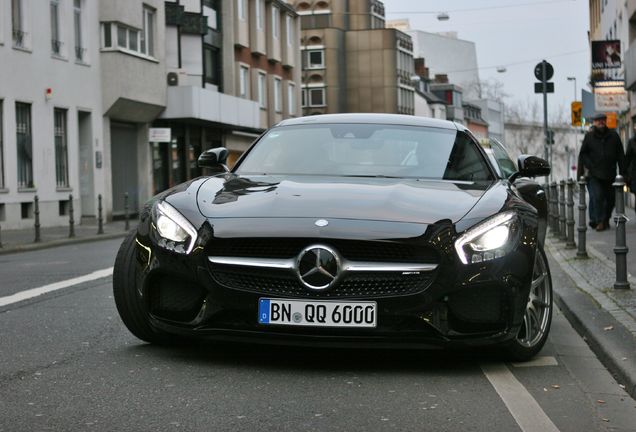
490,141,517,178
443,133,492,181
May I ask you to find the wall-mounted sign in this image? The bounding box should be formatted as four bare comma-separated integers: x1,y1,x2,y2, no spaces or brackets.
591,40,623,85
594,87,629,112
149,128,171,143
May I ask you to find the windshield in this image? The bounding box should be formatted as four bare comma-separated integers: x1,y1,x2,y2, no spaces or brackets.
236,123,493,181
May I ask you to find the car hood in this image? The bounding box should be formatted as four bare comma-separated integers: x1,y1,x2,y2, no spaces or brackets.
195,174,491,225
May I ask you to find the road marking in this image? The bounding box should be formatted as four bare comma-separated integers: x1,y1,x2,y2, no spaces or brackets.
511,356,558,368
481,363,560,432
0,267,113,307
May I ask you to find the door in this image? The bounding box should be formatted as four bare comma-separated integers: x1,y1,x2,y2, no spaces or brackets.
110,122,138,216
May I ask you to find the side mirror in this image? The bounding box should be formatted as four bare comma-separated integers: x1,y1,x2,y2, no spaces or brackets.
509,155,550,182
198,147,229,172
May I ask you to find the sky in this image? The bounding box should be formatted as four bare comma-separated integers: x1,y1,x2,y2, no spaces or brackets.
383,0,591,121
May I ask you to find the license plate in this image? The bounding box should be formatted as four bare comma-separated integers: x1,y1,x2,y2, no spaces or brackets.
258,298,377,328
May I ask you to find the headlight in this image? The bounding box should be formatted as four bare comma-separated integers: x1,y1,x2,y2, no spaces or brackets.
454,211,518,265
152,201,198,254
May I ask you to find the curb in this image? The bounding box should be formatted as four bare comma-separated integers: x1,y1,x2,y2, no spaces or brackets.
0,232,128,255
546,248,636,400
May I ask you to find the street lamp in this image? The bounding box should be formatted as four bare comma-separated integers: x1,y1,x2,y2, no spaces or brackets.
437,12,449,21
567,76,577,101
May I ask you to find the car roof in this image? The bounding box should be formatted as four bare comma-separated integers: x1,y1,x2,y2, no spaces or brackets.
275,113,464,131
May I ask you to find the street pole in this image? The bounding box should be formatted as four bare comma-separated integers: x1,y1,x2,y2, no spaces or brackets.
542,60,549,183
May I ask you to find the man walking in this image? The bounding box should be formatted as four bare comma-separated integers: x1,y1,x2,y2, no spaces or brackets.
578,113,626,231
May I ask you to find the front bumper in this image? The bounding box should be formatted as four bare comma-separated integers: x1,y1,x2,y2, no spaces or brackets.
133,220,537,349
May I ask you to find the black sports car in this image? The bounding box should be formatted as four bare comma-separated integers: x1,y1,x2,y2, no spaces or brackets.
114,114,552,360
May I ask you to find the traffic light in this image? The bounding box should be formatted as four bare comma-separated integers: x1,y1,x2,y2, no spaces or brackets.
571,101,582,127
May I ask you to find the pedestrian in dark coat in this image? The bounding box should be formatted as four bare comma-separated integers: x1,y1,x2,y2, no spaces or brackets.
626,123,636,214
578,113,627,231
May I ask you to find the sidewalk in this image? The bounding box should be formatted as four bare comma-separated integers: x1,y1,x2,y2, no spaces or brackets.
546,207,636,399
0,219,135,254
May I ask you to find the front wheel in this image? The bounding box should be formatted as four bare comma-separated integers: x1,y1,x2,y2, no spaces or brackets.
502,247,553,361
113,231,172,344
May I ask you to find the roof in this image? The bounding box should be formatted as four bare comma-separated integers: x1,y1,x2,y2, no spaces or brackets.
276,113,462,131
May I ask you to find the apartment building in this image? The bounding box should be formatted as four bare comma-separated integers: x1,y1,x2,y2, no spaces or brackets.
592,0,636,140
0,0,103,229
157,0,301,176
99,0,167,217
293,0,415,116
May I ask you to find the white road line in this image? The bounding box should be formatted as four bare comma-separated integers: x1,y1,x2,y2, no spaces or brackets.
0,267,113,308
511,356,559,368
481,363,560,432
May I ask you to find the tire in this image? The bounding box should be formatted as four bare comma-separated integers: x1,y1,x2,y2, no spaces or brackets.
501,247,553,362
113,231,171,344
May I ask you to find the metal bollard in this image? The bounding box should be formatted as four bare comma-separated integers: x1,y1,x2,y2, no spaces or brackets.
124,192,130,231
68,194,75,238
0,223,3,248
613,175,630,289
34,195,41,243
559,180,567,241
97,194,104,235
577,177,588,258
565,178,576,248
550,182,559,235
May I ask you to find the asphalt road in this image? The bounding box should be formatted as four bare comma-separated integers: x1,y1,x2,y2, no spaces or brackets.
0,239,635,431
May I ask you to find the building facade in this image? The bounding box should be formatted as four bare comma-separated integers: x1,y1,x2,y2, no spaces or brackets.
0,0,302,229
1,0,103,229
293,0,415,116
589,0,635,142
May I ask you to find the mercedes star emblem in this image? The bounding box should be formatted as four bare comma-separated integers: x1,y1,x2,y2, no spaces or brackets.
296,245,340,290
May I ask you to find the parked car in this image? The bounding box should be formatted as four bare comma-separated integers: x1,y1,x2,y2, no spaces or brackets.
113,113,552,361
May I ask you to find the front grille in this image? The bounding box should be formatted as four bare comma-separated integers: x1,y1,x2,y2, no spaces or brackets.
207,238,439,264
211,266,434,299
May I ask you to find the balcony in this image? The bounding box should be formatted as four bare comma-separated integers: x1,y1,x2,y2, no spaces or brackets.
160,86,261,131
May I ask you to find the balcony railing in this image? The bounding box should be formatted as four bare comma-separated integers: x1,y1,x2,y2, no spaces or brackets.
75,46,86,61
13,29,27,48
51,39,63,55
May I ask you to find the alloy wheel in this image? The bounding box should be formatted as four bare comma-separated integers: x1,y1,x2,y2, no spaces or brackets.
516,250,552,348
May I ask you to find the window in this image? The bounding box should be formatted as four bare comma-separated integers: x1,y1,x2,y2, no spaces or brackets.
304,87,325,107
305,50,324,69
74,0,85,61
258,72,267,108
105,23,151,58
50,0,62,55
16,102,33,188
256,0,263,30
141,7,155,57
54,109,69,188
12,0,26,47
204,45,221,86
0,101,4,189
238,0,246,21
117,25,127,48
286,15,293,46
239,65,249,98
274,77,282,112
272,6,279,39
103,22,112,47
287,83,295,115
